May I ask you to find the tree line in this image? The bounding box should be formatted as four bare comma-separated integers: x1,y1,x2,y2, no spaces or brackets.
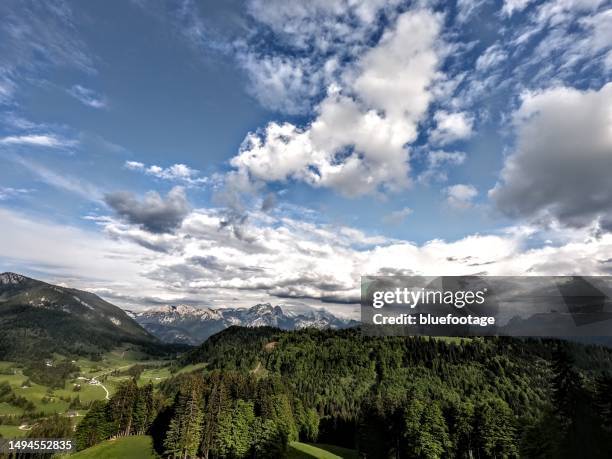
75,327,612,458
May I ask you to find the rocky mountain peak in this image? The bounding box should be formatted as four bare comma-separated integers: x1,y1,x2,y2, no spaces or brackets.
0,272,28,285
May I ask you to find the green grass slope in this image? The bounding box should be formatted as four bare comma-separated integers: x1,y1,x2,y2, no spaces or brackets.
70,435,158,459
288,442,358,459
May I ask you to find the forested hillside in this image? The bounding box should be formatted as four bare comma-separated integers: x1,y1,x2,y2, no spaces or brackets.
0,273,163,359
75,327,612,458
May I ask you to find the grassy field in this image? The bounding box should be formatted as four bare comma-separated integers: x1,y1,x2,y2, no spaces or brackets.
0,424,24,438
0,346,181,438
69,435,158,458
288,442,358,459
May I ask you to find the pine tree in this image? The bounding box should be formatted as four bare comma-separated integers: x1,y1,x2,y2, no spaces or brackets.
75,400,113,450
165,376,204,459
253,418,286,458
133,383,154,435
402,397,451,459
474,398,518,459
201,374,230,459
109,378,138,436
214,400,255,458
552,345,583,428
595,374,612,432
164,416,183,459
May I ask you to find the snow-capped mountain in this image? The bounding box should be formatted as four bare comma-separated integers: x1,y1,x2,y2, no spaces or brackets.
130,303,357,345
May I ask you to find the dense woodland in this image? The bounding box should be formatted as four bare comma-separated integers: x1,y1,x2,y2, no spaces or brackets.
74,327,612,458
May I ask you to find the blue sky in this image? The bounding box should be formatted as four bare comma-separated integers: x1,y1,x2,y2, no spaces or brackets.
0,0,611,315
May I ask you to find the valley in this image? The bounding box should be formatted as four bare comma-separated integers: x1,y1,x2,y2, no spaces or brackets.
0,345,210,438
0,346,170,437
1,273,612,457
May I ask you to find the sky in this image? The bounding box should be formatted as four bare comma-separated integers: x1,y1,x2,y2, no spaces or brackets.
0,0,611,317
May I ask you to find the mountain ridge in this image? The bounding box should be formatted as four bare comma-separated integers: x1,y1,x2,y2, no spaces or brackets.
129,302,358,345
0,272,158,359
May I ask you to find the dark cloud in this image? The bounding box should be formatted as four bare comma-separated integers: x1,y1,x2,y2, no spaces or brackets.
490,84,612,230
261,192,277,212
104,186,190,233
219,212,255,242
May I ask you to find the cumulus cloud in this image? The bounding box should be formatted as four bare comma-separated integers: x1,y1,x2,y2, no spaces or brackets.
67,84,107,108
445,184,478,209
490,83,612,230
104,186,191,233
231,9,442,197
124,161,208,186
231,0,406,114
429,111,474,145
52,205,612,310
6,193,612,312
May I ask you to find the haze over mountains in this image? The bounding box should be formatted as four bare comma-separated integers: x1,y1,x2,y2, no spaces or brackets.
129,303,358,345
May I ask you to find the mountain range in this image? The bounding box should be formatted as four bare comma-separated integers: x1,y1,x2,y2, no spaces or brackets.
0,272,157,359
128,303,358,345
0,272,357,354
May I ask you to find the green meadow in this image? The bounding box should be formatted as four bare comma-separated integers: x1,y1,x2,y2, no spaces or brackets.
68,435,159,459
288,442,358,459
0,346,192,438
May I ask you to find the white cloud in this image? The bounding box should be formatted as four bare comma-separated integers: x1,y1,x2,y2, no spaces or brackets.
427,150,467,168
502,0,535,16
490,83,612,230
124,161,208,186
246,0,401,52
0,187,32,200
11,156,101,201
0,71,16,104
456,0,487,23
125,161,144,170
231,9,443,196
382,207,413,225
430,111,474,145
233,0,404,114
237,53,330,115
577,8,612,70
535,0,605,26
0,134,76,148
67,84,107,109
6,203,612,313
505,0,610,85
475,44,508,71
418,150,467,184
0,207,160,304
444,184,478,209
